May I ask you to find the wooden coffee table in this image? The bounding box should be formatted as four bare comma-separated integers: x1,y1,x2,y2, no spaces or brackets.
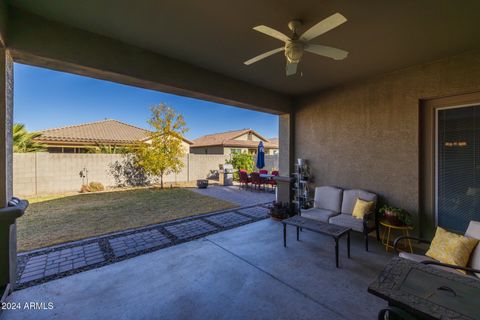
281,215,351,268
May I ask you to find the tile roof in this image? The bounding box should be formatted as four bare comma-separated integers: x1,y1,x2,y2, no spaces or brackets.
35,119,192,145
191,129,278,149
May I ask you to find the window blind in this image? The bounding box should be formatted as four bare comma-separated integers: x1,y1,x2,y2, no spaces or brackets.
437,105,480,232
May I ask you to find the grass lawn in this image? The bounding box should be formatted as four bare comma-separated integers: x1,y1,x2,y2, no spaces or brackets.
18,188,237,252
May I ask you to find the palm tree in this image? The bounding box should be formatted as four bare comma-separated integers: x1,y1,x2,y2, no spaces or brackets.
13,123,46,153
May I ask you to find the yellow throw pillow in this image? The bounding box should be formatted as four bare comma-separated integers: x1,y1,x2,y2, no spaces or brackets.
426,226,479,273
352,198,374,220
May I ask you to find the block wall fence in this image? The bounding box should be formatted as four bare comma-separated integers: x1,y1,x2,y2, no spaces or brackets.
13,153,279,196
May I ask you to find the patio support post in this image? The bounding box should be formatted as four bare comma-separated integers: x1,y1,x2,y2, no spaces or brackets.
0,45,15,298
0,48,13,208
276,113,294,204
0,0,11,206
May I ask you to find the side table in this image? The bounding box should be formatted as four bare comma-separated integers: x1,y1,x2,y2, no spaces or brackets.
379,219,413,253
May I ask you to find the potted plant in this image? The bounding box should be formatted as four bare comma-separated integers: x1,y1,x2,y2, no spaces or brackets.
269,201,297,220
379,204,412,227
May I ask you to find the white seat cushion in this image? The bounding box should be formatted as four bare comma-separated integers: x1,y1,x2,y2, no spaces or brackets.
313,186,343,213
341,189,377,215
399,252,435,263
302,208,338,223
399,253,465,276
329,213,373,232
465,220,480,278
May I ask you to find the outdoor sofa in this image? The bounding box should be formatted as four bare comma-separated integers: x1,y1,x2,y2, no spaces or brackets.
394,220,480,278
301,186,379,251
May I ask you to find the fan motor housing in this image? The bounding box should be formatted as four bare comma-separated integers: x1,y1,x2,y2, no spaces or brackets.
288,20,302,33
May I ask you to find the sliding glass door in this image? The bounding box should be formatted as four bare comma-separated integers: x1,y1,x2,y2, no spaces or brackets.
437,105,480,232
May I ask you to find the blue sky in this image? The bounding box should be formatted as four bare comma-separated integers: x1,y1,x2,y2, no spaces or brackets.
13,63,278,140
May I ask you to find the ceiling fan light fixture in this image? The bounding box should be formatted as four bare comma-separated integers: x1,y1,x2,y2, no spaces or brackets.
285,42,304,63
244,13,348,76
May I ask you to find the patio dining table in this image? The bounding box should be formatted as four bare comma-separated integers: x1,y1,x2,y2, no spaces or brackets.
246,173,275,179
259,174,275,179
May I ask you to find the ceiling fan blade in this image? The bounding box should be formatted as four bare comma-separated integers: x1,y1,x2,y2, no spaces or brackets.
300,13,347,41
253,25,290,43
286,61,298,76
305,44,348,60
244,47,284,65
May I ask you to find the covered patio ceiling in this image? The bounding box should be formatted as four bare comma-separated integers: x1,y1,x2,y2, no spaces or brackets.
6,0,480,96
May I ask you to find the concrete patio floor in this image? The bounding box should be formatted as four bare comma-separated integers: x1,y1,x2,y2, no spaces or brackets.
1,219,390,320
191,185,275,207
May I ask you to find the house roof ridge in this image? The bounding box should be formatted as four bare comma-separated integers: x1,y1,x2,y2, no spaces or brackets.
196,128,250,139
38,119,149,133
191,128,276,148
109,119,151,133
36,119,194,145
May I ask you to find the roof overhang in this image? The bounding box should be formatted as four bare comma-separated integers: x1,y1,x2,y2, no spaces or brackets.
3,1,480,113
5,6,292,115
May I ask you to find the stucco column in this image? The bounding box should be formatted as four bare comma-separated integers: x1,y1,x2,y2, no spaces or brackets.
276,113,294,203
0,47,15,298
0,47,13,207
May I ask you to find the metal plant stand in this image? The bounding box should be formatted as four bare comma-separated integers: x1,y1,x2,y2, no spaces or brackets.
292,159,311,212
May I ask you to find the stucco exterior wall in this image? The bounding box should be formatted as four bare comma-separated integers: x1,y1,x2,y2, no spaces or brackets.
0,48,12,206
265,149,278,155
224,147,255,155
294,50,480,228
190,146,225,155
181,141,191,154
234,133,261,142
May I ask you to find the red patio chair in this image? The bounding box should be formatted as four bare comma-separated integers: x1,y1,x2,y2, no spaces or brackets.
238,170,251,189
267,170,279,190
258,170,269,189
250,172,265,191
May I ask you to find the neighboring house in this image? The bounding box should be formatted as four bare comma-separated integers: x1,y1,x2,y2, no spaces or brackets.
190,129,278,155
34,119,192,153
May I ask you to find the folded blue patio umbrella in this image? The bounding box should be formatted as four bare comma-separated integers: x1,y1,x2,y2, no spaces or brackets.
256,141,265,169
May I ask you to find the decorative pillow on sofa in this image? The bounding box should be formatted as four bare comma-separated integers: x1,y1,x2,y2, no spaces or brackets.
352,198,374,220
426,226,479,273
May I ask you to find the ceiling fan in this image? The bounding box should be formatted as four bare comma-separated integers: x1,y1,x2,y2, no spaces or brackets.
244,13,349,76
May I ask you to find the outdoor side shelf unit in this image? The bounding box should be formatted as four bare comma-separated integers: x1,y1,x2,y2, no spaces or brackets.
0,198,28,303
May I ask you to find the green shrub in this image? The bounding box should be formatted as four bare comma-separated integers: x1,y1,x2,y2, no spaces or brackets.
80,182,105,193
226,153,254,180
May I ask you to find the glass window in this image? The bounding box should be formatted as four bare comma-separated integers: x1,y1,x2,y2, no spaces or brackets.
437,105,480,232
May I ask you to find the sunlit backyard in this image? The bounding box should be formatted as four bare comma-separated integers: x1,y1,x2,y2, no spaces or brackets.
17,188,237,252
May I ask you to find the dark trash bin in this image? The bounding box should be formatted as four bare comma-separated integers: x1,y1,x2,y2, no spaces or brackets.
0,197,28,302
197,179,209,189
